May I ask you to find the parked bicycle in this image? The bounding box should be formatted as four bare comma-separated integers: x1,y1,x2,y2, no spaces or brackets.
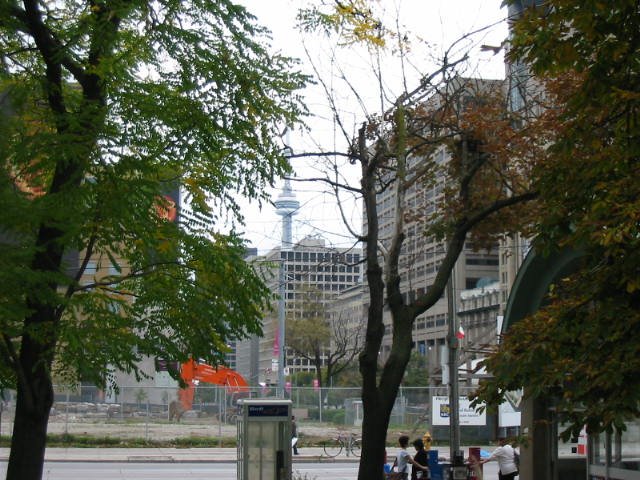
322,432,362,457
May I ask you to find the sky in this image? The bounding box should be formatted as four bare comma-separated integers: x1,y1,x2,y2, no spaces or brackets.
234,0,509,255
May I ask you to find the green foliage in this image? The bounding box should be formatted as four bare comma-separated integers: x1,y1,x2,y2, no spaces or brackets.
27,434,236,448
402,352,429,387
286,287,331,357
297,0,386,48
322,408,345,424
0,2,307,474
286,285,360,388
290,371,316,387
332,366,361,387
476,0,640,437
0,0,306,388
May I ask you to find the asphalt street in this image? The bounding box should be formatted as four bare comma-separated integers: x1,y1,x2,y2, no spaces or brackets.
0,447,503,480
0,460,502,480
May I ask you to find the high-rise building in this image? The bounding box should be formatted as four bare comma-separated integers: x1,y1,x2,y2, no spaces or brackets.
365,78,503,383
236,176,364,386
497,0,544,313
237,235,362,386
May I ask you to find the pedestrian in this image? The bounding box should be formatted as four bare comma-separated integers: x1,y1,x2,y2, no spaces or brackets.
411,439,430,480
478,436,519,480
394,435,428,480
384,449,393,474
291,415,299,455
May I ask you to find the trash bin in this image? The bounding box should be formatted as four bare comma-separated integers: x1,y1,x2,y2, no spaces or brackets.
439,463,451,480
467,447,483,480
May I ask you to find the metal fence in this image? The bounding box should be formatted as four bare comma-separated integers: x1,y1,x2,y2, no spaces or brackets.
0,385,494,444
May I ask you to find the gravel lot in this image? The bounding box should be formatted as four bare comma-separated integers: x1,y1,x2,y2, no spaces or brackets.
1,413,355,442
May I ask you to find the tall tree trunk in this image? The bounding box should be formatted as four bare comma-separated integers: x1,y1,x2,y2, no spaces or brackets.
7,338,54,480
357,312,413,480
359,400,392,480
5,204,68,479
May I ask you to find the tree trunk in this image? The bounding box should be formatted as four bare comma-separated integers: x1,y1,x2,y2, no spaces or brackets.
358,400,392,480
6,217,66,479
6,348,54,480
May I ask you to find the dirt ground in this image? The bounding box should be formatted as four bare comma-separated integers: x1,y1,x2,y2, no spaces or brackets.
1,415,357,442
0,404,408,443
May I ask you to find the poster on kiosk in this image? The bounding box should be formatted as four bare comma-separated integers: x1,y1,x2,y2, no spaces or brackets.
237,399,292,480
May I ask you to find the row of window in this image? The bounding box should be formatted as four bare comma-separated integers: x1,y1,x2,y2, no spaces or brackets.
287,264,360,274
280,251,360,264
466,258,499,266
285,283,353,295
413,313,447,331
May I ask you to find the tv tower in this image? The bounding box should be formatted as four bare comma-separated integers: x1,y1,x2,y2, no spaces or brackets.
274,177,299,250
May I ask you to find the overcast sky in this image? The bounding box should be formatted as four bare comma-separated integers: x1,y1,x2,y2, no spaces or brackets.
234,0,508,254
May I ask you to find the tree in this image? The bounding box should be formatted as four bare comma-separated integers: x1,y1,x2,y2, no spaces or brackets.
286,285,362,388
295,4,546,479
402,351,429,387
0,1,306,479
473,0,640,439
352,79,539,480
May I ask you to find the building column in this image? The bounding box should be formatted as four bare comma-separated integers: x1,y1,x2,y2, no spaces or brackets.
520,393,553,480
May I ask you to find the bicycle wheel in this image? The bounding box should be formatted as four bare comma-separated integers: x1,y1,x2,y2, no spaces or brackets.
323,439,344,457
350,438,361,457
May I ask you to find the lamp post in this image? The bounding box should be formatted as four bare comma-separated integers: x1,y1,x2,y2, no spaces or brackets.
274,146,297,395
277,256,286,395
447,267,464,474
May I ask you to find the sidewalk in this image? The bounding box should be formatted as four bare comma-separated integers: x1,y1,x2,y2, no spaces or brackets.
0,447,358,463
0,446,487,463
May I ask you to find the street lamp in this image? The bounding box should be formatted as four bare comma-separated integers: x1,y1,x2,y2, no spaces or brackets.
447,268,465,475
274,145,297,396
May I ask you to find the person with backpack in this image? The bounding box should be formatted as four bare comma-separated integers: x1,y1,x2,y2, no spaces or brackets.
478,436,519,480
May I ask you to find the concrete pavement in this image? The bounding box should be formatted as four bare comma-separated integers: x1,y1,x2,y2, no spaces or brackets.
0,447,356,463
0,446,487,464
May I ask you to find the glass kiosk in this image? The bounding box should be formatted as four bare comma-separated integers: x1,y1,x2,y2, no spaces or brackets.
237,399,292,480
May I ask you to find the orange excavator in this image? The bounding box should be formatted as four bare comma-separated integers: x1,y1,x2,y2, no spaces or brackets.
177,358,249,412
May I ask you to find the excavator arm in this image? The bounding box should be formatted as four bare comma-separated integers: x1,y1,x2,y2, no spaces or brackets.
178,358,249,411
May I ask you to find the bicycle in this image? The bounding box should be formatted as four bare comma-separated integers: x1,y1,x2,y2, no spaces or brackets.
322,432,362,457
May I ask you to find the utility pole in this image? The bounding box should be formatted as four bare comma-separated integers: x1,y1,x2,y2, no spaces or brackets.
277,256,286,396
274,144,297,396
447,267,465,477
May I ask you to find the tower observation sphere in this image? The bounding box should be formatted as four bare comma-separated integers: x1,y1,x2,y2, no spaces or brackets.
274,179,299,249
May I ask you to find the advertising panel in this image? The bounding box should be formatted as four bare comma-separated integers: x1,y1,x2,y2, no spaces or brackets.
498,389,523,427
432,396,486,426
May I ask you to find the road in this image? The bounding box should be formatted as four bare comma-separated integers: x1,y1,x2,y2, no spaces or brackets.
0,462,358,480
0,460,501,480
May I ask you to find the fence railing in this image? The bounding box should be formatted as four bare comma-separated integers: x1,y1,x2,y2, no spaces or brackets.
0,385,492,444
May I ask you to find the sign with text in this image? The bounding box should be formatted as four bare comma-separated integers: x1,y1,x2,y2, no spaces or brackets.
432,396,486,426
248,404,289,418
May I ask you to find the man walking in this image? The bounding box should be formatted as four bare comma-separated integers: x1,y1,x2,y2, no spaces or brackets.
479,437,518,480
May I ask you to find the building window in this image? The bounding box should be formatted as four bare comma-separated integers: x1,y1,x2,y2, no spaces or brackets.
466,258,499,266
466,278,480,289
